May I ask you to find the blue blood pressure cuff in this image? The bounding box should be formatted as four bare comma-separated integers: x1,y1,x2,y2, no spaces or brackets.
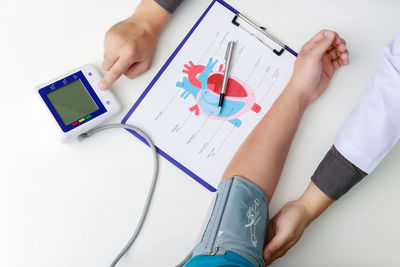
189,176,269,267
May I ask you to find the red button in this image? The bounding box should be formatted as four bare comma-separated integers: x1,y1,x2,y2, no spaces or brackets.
72,121,78,126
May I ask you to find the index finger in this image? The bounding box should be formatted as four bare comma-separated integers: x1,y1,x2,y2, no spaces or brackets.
98,56,131,90
302,30,338,53
266,240,296,265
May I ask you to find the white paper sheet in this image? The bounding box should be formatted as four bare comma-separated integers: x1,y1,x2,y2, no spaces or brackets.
125,1,296,190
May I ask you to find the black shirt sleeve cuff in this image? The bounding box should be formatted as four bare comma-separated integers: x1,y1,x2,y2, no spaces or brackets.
311,145,367,200
154,0,183,13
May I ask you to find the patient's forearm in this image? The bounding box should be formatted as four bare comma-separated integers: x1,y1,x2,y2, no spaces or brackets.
222,83,308,200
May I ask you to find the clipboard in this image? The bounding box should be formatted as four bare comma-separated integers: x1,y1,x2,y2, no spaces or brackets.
122,0,297,192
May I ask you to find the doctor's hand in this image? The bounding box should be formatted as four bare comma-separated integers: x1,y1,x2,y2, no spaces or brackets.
263,182,334,265
263,200,309,265
289,30,349,105
98,0,171,90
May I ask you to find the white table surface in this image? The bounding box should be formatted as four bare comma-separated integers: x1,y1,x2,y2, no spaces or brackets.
1,0,400,266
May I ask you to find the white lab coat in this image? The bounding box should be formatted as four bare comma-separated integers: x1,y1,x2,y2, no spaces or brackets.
334,30,400,174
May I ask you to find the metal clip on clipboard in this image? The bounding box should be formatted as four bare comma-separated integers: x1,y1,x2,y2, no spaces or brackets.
232,13,286,56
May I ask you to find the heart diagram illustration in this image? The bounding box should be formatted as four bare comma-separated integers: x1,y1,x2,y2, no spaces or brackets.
176,58,261,127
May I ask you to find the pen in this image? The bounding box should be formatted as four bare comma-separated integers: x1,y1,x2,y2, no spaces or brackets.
218,41,235,114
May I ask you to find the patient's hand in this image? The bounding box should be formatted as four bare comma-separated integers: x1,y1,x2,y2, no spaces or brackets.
289,30,349,105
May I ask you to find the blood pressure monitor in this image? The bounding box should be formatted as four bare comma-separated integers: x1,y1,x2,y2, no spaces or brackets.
36,64,121,142
35,64,158,266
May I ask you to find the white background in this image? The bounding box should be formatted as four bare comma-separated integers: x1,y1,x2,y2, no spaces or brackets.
1,0,400,266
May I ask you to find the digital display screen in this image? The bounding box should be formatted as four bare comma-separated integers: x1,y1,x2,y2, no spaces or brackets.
47,79,98,125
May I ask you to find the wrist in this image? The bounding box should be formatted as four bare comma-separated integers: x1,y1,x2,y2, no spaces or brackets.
285,81,310,112
297,182,334,225
130,0,171,37
295,198,315,227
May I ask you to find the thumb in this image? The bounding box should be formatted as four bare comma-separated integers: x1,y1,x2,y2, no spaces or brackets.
263,229,287,261
309,31,335,60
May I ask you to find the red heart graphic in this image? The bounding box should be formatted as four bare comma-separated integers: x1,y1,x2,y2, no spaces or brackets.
207,73,248,97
